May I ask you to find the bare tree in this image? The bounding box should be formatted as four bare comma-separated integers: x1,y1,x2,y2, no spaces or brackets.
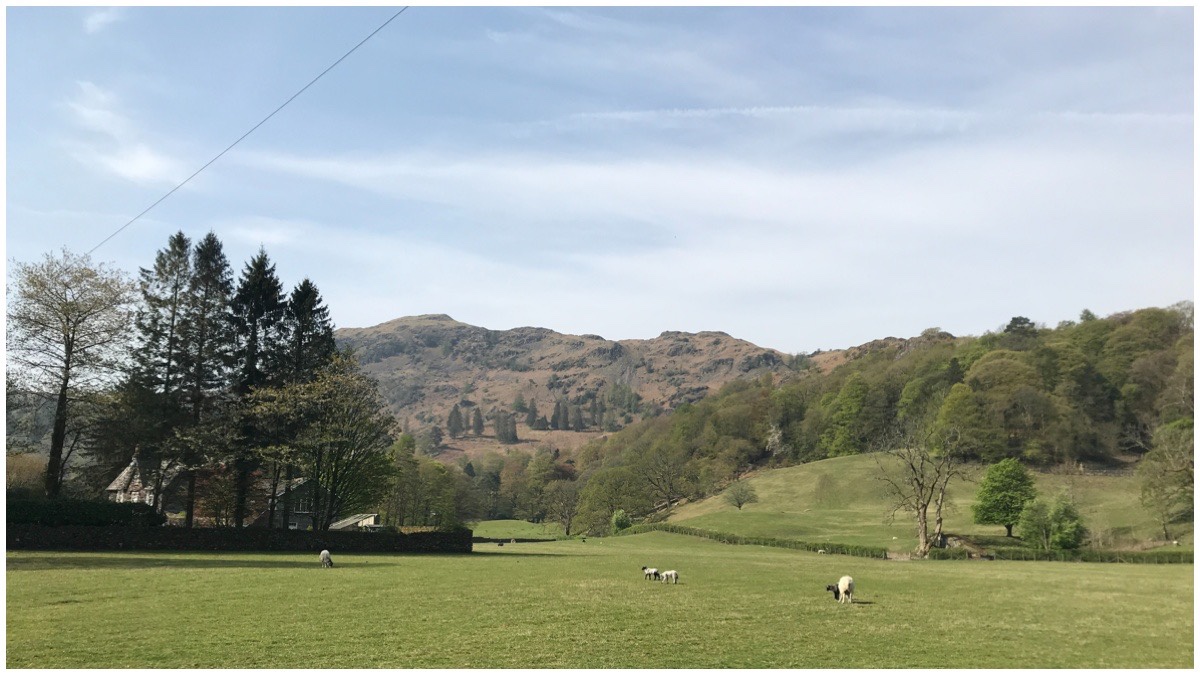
874,414,967,558
7,250,136,497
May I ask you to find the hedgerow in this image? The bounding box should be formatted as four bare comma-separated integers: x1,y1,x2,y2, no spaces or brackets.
615,522,889,559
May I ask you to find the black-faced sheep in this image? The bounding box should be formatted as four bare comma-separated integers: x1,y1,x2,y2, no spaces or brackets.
319,549,334,568
826,575,854,604
661,570,679,584
642,566,661,580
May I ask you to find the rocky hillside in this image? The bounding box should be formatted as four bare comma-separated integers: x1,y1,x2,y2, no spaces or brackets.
335,314,806,434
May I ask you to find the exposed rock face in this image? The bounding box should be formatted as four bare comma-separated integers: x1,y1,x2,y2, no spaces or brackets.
334,315,799,428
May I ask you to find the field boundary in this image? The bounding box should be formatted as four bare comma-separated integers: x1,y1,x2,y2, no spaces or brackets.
615,522,890,559
6,524,474,554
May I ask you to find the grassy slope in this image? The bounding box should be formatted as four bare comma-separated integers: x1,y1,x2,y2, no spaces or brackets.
468,519,565,539
668,454,1192,552
6,534,1192,668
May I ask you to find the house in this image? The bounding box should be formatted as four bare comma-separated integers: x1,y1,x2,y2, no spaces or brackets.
104,457,184,510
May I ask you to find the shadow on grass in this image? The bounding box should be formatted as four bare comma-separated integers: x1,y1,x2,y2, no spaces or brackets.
7,550,567,571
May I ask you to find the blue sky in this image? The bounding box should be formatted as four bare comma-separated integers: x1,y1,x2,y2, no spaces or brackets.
6,6,1194,354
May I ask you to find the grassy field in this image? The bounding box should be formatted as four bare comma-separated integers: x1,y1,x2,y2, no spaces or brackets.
7,532,1193,668
468,519,565,539
669,454,1192,552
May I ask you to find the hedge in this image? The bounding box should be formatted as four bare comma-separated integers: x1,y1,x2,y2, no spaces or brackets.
615,522,890,559
7,498,167,528
7,524,474,554
987,546,1193,564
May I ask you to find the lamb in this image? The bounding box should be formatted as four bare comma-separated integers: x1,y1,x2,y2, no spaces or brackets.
319,549,334,568
642,566,661,580
817,549,827,555
826,575,854,604
661,570,679,584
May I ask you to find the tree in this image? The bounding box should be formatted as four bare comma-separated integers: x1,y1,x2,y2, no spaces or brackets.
1017,499,1052,550
1018,494,1087,550
178,232,236,527
512,392,528,413
1138,419,1194,540
973,458,1037,537
132,232,192,396
472,407,484,436
875,412,967,557
229,249,286,527
570,404,585,432
610,508,631,534
544,479,580,535
447,405,464,439
723,479,759,510
525,399,539,428
250,356,394,530
279,279,336,384
7,250,137,497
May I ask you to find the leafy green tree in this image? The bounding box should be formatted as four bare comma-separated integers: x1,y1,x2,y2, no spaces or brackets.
1018,499,1053,550
249,356,394,530
610,508,631,534
1138,419,1194,540
819,372,869,457
7,250,137,497
1049,494,1087,550
973,458,1037,536
544,479,580,535
723,479,759,510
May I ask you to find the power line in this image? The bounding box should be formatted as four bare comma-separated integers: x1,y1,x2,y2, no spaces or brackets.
88,6,410,255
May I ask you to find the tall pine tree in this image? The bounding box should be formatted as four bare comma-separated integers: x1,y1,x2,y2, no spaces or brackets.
178,232,236,527
230,249,286,527
472,407,485,436
447,404,464,439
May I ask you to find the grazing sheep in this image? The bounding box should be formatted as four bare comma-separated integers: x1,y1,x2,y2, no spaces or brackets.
817,549,827,555
661,570,679,584
497,542,504,547
319,550,333,568
826,576,854,604
1173,540,1180,546
642,566,661,580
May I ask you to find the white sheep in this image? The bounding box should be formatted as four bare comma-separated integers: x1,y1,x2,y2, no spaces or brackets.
642,566,660,580
319,549,334,568
826,575,854,604
661,570,679,584
817,549,827,555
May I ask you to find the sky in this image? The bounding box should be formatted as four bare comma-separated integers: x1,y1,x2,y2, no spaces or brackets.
5,6,1195,354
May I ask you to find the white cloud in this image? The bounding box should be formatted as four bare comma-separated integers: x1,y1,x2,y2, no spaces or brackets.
64,81,185,186
84,8,123,35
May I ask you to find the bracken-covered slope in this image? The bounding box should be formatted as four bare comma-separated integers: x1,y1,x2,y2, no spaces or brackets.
335,314,802,431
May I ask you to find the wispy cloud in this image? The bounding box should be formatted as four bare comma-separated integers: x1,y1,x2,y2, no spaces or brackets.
84,8,123,35
63,81,185,186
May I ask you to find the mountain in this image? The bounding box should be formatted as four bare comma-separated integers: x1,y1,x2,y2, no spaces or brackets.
335,314,809,439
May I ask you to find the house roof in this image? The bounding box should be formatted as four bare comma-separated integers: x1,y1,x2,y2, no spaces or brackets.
105,460,139,492
329,513,379,531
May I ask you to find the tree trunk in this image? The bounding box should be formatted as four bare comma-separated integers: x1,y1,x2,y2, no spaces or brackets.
1005,523,1013,537
45,368,71,499
915,505,930,557
185,471,197,528
233,457,249,528
282,463,293,530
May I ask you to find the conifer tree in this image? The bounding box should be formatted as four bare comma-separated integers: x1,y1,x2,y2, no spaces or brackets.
526,399,539,428
447,404,464,439
229,249,286,527
178,232,236,527
472,407,485,436
571,405,585,432
280,279,336,384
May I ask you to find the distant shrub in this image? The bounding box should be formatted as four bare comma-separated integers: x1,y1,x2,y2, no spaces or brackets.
989,547,1192,564
610,509,631,534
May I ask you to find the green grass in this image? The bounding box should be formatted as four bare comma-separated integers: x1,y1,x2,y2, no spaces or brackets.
467,519,565,539
669,454,1192,552
6,533,1193,668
